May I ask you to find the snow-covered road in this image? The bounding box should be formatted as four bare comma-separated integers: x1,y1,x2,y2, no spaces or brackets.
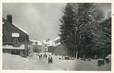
3,53,111,70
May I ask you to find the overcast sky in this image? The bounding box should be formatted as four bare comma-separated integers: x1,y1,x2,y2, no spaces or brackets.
3,3,111,41
3,3,65,41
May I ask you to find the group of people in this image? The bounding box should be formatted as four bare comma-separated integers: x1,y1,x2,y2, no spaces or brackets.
38,54,53,64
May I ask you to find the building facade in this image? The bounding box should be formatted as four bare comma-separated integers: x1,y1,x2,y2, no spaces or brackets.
3,15,30,57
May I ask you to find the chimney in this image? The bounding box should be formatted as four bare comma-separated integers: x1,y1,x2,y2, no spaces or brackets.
2,18,5,22
7,14,12,23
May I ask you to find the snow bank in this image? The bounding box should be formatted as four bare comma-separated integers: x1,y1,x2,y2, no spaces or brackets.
3,53,29,69
2,53,111,70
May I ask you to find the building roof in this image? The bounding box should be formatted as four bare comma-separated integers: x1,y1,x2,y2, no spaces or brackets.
2,18,29,35
13,24,29,35
52,36,60,42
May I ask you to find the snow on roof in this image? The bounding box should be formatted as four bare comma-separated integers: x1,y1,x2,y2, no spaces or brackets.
52,36,60,42
30,39,38,42
13,23,29,35
3,44,25,50
38,41,42,45
30,39,43,45
53,42,61,46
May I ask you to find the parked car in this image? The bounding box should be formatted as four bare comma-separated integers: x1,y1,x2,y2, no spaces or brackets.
105,54,111,63
64,56,70,60
97,58,105,66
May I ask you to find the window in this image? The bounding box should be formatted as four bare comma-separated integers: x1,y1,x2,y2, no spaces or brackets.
12,33,20,37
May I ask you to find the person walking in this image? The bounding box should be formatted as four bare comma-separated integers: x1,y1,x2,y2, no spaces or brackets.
39,54,42,60
48,55,53,63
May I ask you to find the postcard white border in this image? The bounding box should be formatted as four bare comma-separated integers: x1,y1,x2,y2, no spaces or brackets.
0,0,113,73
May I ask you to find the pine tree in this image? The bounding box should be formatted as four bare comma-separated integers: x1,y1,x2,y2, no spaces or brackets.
59,3,76,57
73,3,96,58
60,3,108,58
73,3,104,58
96,18,111,58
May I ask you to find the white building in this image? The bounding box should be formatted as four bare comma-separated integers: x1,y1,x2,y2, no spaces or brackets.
52,37,61,46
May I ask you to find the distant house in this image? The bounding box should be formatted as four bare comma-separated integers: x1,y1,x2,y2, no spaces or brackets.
30,40,43,53
53,44,67,56
32,42,42,53
48,37,67,56
2,15,30,57
48,46,54,54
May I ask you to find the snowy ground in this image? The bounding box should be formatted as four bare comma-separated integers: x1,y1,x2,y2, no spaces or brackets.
3,53,111,71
